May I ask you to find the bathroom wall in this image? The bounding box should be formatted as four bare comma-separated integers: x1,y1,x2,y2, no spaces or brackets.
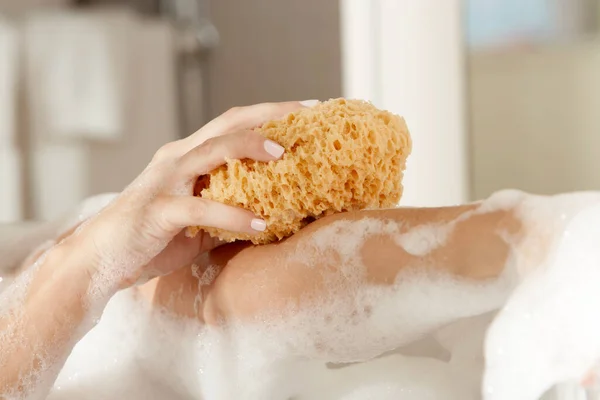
38,0,343,126
206,0,342,118
469,39,600,199
0,0,70,14
0,2,181,220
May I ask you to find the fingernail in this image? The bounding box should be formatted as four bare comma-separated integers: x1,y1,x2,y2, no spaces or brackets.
264,140,285,158
251,218,267,232
300,99,320,107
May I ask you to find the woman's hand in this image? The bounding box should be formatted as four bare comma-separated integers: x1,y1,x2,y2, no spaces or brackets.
64,101,313,293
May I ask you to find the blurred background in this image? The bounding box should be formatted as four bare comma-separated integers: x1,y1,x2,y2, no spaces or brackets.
0,0,599,227
0,1,599,398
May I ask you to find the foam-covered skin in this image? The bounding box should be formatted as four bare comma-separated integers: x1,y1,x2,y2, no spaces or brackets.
9,190,600,399
136,193,524,399
130,190,523,399
483,193,600,400
145,191,525,351
189,98,412,244
143,191,600,398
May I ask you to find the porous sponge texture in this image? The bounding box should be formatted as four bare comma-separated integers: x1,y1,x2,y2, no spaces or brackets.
188,98,412,244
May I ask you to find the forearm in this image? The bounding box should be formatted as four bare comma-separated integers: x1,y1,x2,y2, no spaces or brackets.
197,192,528,323
322,200,524,283
0,237,108,397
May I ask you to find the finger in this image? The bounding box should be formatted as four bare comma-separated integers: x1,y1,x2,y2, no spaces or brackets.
153,195,267,236
176,130,285,185
150,100,318,163
141,231,223,279
179,100,319,153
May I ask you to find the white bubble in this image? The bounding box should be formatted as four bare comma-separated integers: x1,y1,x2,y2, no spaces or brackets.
395,223,453,256
483,195,600,400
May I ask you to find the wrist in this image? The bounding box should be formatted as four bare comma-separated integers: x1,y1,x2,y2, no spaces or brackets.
63,222,145,293
55,234,98,279
55,233,121,301
22,237,113,318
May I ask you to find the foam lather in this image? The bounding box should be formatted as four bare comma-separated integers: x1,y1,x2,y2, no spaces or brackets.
187,98,412,244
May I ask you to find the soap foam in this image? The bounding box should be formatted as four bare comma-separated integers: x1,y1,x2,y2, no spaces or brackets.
47,290,186,400
394,223,453,256
174,210,516,398
484,200,600,400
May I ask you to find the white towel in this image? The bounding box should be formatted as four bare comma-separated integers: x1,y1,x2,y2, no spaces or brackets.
24,9,133,142
30,143,90,221
0,17,23,223
24,9,137,220
24,11,180,220
88,18,180,195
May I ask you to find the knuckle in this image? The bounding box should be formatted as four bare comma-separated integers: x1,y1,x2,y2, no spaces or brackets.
175,137,225,180
194,139,219,167
263,102,286,116
199,137,216,155
264,102,279,112
150,195,170,217
146,196,171,231
180,140,214,170
239,130,256,149
243,129,262,140
187,199,207,222
153,142,177,162
223,106,242,118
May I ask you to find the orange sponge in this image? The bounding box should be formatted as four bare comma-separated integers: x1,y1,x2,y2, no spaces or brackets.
187,98,412,244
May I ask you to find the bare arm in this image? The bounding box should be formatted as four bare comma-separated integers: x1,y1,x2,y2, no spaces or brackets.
147,192,531,325
208,203,523,321
0,236,104,397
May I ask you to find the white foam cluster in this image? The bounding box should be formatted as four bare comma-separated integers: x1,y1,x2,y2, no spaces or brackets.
46,291,184,400
395,223,453,256
44,286,497,400
484,197,600,400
